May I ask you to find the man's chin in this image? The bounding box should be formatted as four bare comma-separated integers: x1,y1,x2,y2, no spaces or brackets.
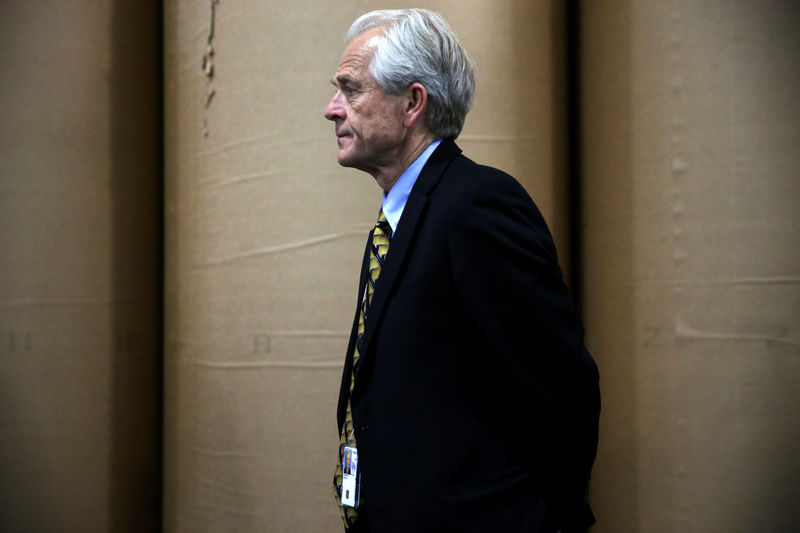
337,151,358,168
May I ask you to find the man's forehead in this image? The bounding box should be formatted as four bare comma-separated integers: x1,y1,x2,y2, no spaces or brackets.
338,31,382,69
331,61,368,87
332,49,371,84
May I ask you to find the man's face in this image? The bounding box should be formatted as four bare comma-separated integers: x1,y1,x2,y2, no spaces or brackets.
324,29,407,174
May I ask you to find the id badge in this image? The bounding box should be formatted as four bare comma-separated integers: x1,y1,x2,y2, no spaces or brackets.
341,446,361,507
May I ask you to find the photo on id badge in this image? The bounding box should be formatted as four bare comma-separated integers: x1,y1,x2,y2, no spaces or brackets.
342,446,360,507
344,448,353,475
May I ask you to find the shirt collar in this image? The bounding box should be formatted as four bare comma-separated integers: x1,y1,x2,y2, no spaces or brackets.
380,139,442,233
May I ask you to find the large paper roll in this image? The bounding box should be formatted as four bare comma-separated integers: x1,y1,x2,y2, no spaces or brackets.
0,2,161,531
581,2,800,531
163,2,568,531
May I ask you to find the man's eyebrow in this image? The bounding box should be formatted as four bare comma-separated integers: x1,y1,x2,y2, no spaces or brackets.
332,74,359,87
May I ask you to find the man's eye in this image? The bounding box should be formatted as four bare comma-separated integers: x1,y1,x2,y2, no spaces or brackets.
343,87,357,96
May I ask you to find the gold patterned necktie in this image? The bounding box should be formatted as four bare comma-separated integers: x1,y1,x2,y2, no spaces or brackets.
333,209,392,529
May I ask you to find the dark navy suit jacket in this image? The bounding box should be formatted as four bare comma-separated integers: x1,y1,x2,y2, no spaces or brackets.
337,139,600,532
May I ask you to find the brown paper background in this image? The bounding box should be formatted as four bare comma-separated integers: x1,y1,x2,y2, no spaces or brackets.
581,2,800,531
0,2,161,531
5,1,796,531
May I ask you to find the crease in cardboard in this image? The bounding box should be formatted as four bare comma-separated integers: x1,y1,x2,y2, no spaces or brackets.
202,0,220,137
0,299,113,307
615,276,800,290
194,500,263,519
684,276,800,287
253,329,348,337
193,448,263,459
194,133,329,157
670,14,689,284
672,157,689,173
198,227,371,266
195,166,345,190
195,169,285,190
185,331,348,369
675,319,800,349
165,330,347,344
458,133,535,143
192,359,341,369
197,478,270,499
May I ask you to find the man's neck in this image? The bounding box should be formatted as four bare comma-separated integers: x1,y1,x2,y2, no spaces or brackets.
372,132,436,193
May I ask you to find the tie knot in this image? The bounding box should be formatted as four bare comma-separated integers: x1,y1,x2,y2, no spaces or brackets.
376,210,392,240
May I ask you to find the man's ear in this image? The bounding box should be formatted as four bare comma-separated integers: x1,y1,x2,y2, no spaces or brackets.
403,82,427,128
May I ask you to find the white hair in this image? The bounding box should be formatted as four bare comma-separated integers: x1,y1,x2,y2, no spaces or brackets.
346,9,476,140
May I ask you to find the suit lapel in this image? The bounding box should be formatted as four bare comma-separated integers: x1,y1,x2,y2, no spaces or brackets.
337,235,372,428
351,139,461,399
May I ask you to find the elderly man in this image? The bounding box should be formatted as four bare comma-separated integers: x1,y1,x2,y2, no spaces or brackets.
325,9,599,533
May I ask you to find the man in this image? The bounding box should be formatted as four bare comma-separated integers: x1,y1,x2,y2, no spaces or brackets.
324,9,600,533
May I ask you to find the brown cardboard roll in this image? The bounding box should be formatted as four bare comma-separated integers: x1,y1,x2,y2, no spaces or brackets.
580,2,800,530
163,2,567,531
0,2,161,531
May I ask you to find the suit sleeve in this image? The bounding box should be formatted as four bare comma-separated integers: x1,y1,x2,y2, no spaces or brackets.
446,170,600,532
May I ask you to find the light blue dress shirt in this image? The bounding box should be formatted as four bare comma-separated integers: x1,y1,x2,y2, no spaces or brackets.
380,139,442,234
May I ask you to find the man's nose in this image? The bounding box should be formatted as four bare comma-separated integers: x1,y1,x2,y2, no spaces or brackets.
324,92,343,121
